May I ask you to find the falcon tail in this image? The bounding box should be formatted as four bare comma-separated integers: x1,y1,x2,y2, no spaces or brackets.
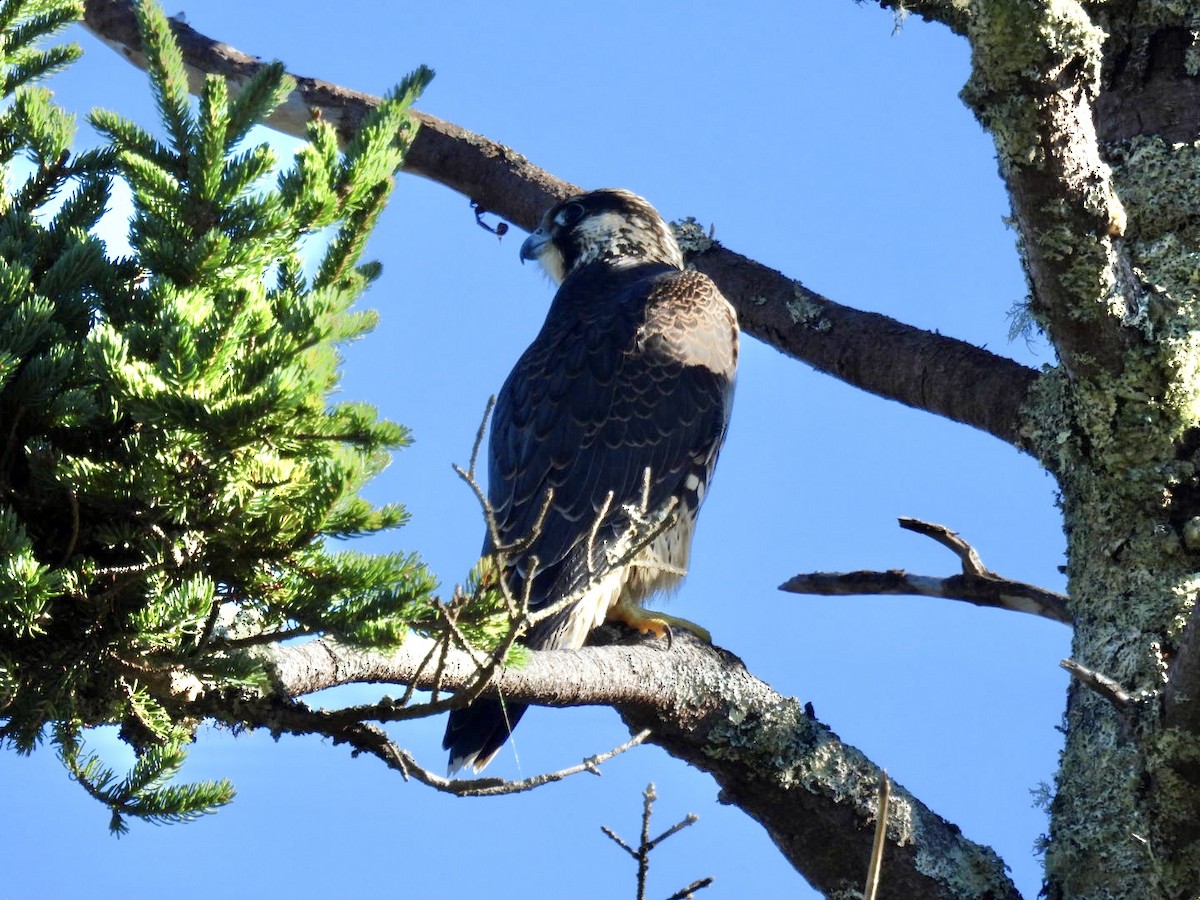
443,700,528,775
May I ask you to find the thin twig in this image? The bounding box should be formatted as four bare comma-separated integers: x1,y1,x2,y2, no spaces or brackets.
601,825,638,859
649,813,700,851
397,629,444,708
467,395,495,479
864,770,891,900
601,782,711,900
494,487,555,558
664,879,715,900
639,466,652,513
193,595,225,652
1061,658,1136,710
428,621,454,705
898,517,989,576
639,784,654,900
327,717,652,796
587,489,616,576
216,626,309,649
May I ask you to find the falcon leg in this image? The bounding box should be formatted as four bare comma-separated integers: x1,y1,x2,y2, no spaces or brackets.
607,601,712,644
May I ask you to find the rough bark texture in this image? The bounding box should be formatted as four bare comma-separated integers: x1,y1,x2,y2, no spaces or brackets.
685,250,1040,449
942,1,1200,897
962,1,1137,380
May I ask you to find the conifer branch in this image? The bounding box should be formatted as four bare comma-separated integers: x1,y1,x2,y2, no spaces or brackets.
0,0,439,830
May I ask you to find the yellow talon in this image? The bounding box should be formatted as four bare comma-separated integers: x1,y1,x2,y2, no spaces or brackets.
607,602,712,644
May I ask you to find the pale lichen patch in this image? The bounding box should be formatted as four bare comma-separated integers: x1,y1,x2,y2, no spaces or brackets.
962,0,1105,168
786,286,831,332
670,217,714,257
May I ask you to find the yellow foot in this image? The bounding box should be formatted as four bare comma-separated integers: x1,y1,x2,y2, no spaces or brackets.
606,603,712,644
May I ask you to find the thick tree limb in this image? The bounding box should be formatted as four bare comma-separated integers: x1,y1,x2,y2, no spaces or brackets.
685,251,1040,450
79,0,1040,452
960,1,1138,380
781,517,1073,624
230,632,1021,900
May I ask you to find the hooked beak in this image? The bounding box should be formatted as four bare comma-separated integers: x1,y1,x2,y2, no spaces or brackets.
520,227,551,264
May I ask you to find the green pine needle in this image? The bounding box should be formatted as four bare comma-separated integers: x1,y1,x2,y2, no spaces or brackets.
0,0,439,832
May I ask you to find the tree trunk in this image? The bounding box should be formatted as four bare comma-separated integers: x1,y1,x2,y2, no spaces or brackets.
947,1,1200,895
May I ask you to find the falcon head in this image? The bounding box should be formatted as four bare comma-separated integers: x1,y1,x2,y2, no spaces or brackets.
520,188,685,284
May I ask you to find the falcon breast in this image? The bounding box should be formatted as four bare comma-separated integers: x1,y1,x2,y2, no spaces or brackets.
443,188,739,773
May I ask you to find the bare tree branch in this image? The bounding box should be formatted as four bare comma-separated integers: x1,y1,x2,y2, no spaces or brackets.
684,250,1040,449
1060,659,1135,711
898,517,991,573
220,683,652,798
664,880,715,900
780,568,1072,623
191,631,1025,899
79,0,1041,452
601,783,711,900
781,517,1072,624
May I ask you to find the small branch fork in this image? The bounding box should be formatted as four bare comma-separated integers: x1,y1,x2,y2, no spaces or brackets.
780,517,1072,626
601,783,713,900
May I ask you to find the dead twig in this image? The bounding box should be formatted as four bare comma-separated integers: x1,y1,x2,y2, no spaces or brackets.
602,783,712,900
864,770,891,900
780,517,1072,625
332,716,652,797
1061,658,1136,710
898,517,989,574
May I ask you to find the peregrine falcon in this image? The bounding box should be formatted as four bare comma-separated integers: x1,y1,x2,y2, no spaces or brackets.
443,189,739,773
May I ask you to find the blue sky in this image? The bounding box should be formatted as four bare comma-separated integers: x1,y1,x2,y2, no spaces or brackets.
1,3,1070,897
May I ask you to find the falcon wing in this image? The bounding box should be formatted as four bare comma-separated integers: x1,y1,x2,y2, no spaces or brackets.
486,263,736,640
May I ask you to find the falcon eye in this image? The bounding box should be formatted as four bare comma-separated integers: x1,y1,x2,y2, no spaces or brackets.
555,202,585,228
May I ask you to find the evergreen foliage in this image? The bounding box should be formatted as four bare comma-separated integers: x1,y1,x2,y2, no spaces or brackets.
0,0,441,829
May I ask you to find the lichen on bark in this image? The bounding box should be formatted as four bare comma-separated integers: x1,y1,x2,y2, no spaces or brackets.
967,0,1200,895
